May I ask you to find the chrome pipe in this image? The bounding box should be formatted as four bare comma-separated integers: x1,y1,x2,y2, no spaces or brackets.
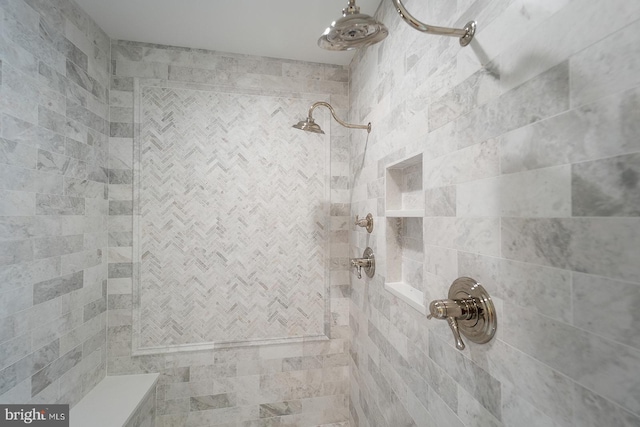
308,101,371,133
390,0,476,46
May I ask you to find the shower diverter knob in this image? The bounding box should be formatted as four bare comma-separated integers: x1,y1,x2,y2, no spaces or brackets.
427,277,496,351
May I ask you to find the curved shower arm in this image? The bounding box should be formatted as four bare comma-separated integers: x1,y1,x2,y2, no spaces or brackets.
309,101,371,133
391,0,476,46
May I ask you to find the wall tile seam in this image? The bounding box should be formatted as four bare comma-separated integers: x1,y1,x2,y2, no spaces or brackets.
105,339,349,363
126,63,251,84
0,123,65,158
3,15,62,75
360,373,415,427
569,72,640,111
68,44,111,83
66,99,111,125
31,1,109,56
569,386,640,424
429,10,604,132
560,150,640,172
103,37,112,378
498,109,639,165
111,76,335,107
455,249,640,288
431,323,576,385
507,336,640,423
498,217,640,277
493,324,640,419
28,338,85,382
49,37,91,79
111,39,348,71
421,58,568,132
566,15,640,106
49,41,107,96
356,362,460,425
566,280,640,350
499,158,639,190
112,66,346,91
427,90,500,134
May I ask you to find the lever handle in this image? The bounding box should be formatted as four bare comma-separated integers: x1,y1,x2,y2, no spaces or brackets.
447,316,465,350
427,298,476,351
350,259,363,279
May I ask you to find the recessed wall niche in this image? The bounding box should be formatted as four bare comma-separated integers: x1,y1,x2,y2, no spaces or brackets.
384,154,426,314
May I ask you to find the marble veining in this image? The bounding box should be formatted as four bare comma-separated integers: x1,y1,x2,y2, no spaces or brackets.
572,152,640,216
0,0,109,407
2,0,638,425
133,84,329,351
349,0,640,426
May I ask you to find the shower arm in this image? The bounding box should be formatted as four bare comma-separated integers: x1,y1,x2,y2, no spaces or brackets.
308,102,371,133
391,0,476,46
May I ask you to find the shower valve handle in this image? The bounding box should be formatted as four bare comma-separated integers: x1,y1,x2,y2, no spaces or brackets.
427,278,497,352
350,258,371,279
350,247,375,279
427,298,477,351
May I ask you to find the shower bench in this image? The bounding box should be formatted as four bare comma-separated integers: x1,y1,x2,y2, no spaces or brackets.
69,373,159,427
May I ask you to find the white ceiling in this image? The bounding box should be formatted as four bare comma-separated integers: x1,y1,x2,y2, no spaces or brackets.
74,0,384,66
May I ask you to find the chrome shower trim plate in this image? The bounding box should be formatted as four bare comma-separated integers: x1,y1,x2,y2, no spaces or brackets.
448,277,496,344
427,277,496,350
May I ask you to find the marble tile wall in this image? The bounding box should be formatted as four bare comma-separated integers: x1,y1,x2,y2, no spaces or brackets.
0,0,110,407
108,40,351,426
349,0,640,426
5,1,637,426
134,85,328,353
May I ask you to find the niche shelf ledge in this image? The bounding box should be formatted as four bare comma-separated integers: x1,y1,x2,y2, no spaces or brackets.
384,282,426,315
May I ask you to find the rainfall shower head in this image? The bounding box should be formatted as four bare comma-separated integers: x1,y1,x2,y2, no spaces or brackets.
293,117,325,134
293,101,371,134
318,0,388,51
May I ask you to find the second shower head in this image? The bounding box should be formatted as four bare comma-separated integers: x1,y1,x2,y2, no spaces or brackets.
293,101,371,134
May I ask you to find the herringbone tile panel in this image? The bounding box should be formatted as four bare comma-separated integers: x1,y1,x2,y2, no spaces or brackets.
135,86,328,348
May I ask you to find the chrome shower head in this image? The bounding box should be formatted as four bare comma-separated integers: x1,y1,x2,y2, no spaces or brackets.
293,117,325,134
318,0,388,51
293,101,371,134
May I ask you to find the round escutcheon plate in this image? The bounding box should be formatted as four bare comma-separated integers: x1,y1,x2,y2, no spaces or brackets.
448,277,496,344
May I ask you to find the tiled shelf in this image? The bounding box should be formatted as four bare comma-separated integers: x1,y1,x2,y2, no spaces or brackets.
385,154,423,212
384,153,425,314
384,282,426,315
